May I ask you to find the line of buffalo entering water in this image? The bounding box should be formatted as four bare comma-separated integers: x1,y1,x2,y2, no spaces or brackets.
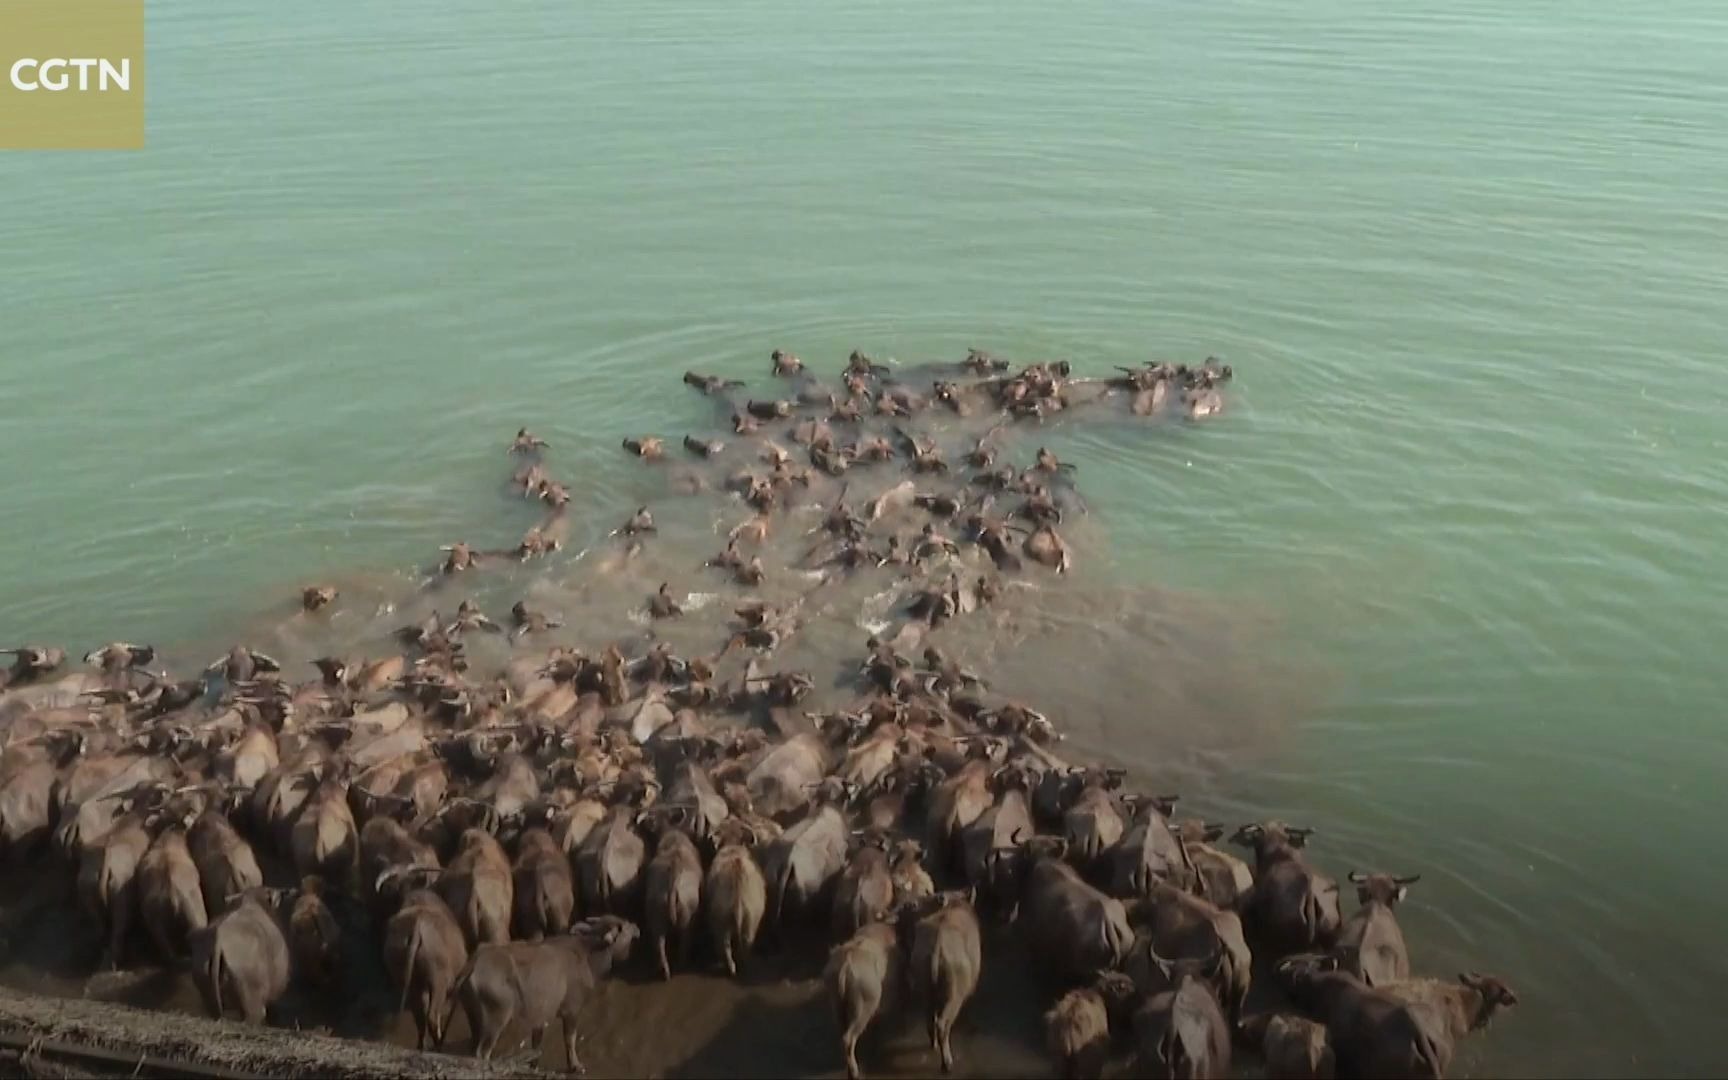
0,348,1515,1078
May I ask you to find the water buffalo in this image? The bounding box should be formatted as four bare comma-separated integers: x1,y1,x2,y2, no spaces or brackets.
890,837,935,904
762,778,852,930
1381,972,1520,1072
831,829,895,940
188,807,264,919
704,818,766,975
907,891,983,1073
1045,971,1137,1080
213,719,278,791
1108,793,1190,897
0,646,66,687
1172,820,1254,910
0,729,84,859
440,824,515,948
137,814,209,961
988,834,1132,983
288,875,341,988
190,888,290,1024
640,806,704,979
1335,871,1419,987
1132,949,1232,1079
959,762,1037,897
1280,956,1506,1080
1062,767,1127,873
1232,822,1341,955
577,803,648,918
512,825,576,940
825,919,900,1080
360,813,440,917
924,741,1006,878
290,768,359,888
1128,877,1253,1019
384,884,470,1050
1241,1012,1335,1079
660,750,730,841
746,726,845,821
446,916,639,1068
76,796,156,967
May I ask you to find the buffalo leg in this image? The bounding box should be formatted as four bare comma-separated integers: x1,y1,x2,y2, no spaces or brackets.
563,1015,586,1076
108,898,131,970
678,926,694,972
935,1001,959,1073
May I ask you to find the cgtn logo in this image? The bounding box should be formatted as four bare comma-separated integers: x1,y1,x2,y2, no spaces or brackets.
9,58,131,92
0,0,145,149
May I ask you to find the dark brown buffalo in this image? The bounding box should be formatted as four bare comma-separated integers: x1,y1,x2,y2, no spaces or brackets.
1232,822,1341,955
959,763,1037,895
1062,767,1127,873
831,830,895,940
640,807,703,979
825,919,901,1080
1045,971,1137,1080
1133,948,1232,1079
1,730,83,859
1279,956,1512,1080
1337,871,1418,987
291,769,359,888
384,886,469,1050
988,834,1132,983
188,808,264,919
924,744,1002,878
1108,793,1190,897
138,816,209,961
907,892,983,1074
1381,972,1520,1074
704,818,766,975
1128,878,1253,1019
440,825,514,948
512,825,576,940
189,888,290,1025
360,813,440,917
1172,820,1254,910
761,780,851,929
76,800,154,967
288,875,341,988
446,916,639,1068
1240,1012,1335,1079
576,804,647,918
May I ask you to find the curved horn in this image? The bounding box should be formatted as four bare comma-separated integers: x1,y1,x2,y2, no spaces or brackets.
1347,870,1367,883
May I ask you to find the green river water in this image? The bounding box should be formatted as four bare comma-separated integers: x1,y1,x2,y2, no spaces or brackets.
2,1,1726,1075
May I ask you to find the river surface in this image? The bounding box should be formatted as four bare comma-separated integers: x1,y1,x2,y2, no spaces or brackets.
3,1,1727,1076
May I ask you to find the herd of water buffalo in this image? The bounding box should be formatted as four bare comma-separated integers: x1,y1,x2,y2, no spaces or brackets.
0,348,1515,1078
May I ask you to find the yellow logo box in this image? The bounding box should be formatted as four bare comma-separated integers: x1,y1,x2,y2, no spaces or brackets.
1,0,145,149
